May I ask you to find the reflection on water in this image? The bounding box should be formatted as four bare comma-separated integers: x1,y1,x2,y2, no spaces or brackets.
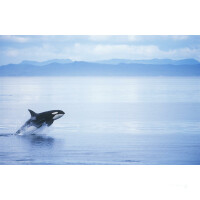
0,134,11,137
21,135,55,148
0,76,200,164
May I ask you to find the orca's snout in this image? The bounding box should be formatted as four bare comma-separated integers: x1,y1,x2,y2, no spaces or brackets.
52,110,65,120
60,110,65,115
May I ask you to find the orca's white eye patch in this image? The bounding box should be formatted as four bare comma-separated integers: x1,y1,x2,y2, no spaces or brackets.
53,114,64,120
52,112,58,115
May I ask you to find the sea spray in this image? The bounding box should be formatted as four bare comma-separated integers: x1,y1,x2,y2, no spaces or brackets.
16,123,49,135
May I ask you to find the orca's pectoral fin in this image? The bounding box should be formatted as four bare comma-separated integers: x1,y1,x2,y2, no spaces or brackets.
28,109,37,117
46,120,54,127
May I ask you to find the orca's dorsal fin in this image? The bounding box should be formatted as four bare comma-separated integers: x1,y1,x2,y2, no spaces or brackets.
28,109,37,117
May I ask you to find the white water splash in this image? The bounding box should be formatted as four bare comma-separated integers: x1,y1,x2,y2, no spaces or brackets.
16,123,48,136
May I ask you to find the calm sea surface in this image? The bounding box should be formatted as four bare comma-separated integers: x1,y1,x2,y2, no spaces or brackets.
0,76,200,164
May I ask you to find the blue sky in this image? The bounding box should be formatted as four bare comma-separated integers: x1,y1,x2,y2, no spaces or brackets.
0,35,200,65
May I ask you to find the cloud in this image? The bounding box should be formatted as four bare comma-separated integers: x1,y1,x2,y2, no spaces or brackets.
160,35,189,40
0,35,29,43
5,49,19,57
127,35,138,41
88,35,140,43
1,35,200,65
88,35,111,41
171,35,189,40
92,44,159,59
165,47,200,60
2,43,200,65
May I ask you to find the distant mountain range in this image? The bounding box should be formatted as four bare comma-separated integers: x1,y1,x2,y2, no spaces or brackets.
20,59,72,66
0,58,200,76
96,58,199,65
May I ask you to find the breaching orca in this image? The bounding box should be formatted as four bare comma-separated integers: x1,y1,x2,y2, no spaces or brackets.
16,109,65,135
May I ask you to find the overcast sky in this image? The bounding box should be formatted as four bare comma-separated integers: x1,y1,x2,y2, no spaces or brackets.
0,35,200,65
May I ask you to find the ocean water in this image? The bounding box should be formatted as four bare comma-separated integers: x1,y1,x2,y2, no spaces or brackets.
0,76,200,165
